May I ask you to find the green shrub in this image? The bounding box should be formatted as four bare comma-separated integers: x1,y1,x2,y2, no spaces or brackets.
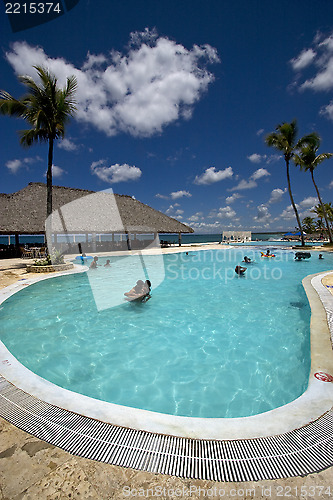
33,249,65,266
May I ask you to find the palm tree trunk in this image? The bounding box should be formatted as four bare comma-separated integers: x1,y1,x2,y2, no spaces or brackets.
46,137,53,219
311,169,333,244
286,158,305,246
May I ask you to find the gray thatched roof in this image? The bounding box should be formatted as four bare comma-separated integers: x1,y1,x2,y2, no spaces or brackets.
0,183,193,235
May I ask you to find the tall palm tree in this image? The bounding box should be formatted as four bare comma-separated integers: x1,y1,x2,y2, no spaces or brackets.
0,66,77,218
293,135,333,244
265,120,317,247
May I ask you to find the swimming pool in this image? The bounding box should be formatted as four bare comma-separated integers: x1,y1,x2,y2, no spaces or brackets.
0,247,331,420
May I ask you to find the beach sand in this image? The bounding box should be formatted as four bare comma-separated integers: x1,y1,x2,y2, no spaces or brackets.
0,250,332,498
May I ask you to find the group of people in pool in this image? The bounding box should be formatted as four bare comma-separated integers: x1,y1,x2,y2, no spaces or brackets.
89,256,151,302
88,248,325,291
89,256,111,269
235,249,324,274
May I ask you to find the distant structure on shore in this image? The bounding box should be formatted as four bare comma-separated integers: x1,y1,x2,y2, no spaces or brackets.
222,231,252,243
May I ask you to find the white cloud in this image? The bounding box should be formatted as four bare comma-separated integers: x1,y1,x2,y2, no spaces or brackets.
230,179,257,191
292,33,333,121
186,220,239,233
188,212,203,222
247,153,280,165
52,164,66,178
225,193,242,204
24,156,42,164
290,48,316,71
300,196,318,208
266,154,281,164
42,164,66,178
247,153,264,163
91,161,142,183
256,128,264,136
193,166,233,185
253,204,271,223
82,52,107,70
170,190,192,199
268,188,286,204
280,204,299,220
165,204,184,216
6,34,219,137
251,168,270,181
320,100,333,120
6,156,41,174
58,138,78,151
229,168,270,192
329,180,333,189
290,33,333,120
216,206,236,219
6,159,22,174
155,193,169,199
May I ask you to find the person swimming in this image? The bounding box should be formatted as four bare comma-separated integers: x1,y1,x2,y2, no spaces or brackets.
89,256,99,269
235,265,247,275
124,280,151,302
243,256,252,263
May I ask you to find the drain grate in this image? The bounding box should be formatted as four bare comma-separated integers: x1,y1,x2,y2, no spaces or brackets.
0,376,332,481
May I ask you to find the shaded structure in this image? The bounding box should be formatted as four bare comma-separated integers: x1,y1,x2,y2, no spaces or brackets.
0,183,193,255
222,230,251,243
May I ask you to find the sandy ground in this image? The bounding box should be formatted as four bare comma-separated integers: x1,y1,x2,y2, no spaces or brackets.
0,250,332,498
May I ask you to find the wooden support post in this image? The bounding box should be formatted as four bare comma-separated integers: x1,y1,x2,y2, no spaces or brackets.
126,232,131,250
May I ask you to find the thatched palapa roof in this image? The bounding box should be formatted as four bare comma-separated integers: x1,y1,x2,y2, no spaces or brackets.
0,183,194,235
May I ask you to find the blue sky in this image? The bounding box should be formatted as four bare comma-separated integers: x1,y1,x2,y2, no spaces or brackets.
1,0,333,232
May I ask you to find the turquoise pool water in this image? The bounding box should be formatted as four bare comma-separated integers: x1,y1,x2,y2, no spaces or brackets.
0,247,332,418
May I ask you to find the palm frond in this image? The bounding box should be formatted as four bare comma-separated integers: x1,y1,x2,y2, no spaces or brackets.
0,91,27,117
265,120,299,157
19,128,48,147
297,132,319,150
314,152,333,164
293,133,332,171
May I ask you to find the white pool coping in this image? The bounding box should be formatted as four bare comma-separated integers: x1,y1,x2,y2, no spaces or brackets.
0,262,332,440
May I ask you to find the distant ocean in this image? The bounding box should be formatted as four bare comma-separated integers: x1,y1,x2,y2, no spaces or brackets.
0,232,286,245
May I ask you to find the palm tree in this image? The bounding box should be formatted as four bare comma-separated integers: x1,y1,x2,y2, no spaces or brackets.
265,120,317,247
0,66,77,218
326,202,333,226
315,218,326,235
301,216,316,235
293,135,333,244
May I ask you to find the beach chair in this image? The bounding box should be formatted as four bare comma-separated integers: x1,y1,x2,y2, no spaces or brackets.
21,247,34,258
38,247,46,258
